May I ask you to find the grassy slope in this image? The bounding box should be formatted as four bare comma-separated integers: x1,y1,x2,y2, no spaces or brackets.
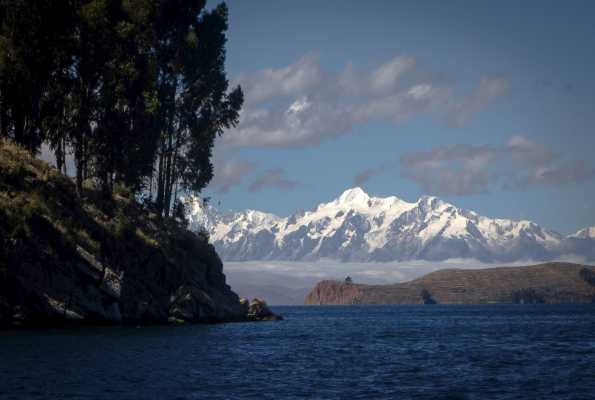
0,140,244,325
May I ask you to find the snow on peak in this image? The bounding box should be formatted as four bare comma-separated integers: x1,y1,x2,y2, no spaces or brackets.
418,195,445,207
569,227,595,239
182,195,218,232
239,209,281,226
338,187,369,204
185,187,590,263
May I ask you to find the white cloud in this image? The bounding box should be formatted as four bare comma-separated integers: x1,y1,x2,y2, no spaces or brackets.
447,77,509,127
224,256,594,304
506,134,555,166
398,135,595,195
248,168,299,192
223,53,508,149
209,157,257,194
370,55,416,92
225,259,499,291
233,53,323,103
211,55,509,193
408,83,434,99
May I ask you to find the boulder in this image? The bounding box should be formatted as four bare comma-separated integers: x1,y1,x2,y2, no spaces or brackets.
247,298,283,321
239,297,250,315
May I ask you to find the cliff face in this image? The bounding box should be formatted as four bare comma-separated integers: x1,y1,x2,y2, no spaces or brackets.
304,263,595,305
0,140,249,327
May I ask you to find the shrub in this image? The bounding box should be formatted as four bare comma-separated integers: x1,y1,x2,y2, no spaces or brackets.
173,200,189,228
196,226,210,243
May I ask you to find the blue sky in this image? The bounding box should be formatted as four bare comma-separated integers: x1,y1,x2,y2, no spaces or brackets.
204,0,595,235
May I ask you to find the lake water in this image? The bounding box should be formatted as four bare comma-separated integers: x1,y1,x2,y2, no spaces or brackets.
1,305,595,399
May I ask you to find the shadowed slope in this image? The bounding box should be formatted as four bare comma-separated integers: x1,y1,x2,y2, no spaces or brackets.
0,140,248,326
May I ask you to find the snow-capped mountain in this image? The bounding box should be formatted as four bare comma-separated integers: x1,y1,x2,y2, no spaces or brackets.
185,187,594,263
569,227,595,240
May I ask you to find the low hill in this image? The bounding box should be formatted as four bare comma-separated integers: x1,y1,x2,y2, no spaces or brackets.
0,140,250,326
304,263,595,305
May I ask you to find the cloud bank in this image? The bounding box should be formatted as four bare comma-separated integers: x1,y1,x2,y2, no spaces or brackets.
224,256,591,304
400,135,595,195
208,158,257,194
207,53,508,193
248,168,299,192
353,135,595,196
224,53,508,149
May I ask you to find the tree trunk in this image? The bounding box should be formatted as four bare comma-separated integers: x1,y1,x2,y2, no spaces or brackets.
14,106,24,146
0,86,8,138
74,138,84,196
155,138,166,216
75,91,89,196
55,137,64,173
163,144,172,218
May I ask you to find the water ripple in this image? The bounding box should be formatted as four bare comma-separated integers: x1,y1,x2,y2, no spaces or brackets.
1,305,595,399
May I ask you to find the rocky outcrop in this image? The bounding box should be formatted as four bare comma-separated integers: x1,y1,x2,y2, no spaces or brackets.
0,140,280,327
246,298,283,321
305,280,364,305
305,263,595,305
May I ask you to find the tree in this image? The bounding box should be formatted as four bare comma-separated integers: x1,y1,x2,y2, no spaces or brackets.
0,0,77,153
0,1,242,212
151,2,243,217
86,0,159,196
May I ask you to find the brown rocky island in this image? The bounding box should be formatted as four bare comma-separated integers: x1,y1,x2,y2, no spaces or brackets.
0,141,280,327
305,263,595,305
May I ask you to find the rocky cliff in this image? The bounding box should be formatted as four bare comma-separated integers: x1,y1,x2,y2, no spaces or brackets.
304,263,595,305
0,140,278,327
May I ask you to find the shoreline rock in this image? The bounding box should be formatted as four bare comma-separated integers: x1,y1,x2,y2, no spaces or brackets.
245,298,283,321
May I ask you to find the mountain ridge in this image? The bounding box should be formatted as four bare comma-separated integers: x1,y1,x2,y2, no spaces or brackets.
186,187,595,263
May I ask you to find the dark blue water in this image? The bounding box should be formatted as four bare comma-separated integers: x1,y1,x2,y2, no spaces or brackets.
1,305,595,399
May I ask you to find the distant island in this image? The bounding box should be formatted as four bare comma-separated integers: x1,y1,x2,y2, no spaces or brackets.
304,262,595,305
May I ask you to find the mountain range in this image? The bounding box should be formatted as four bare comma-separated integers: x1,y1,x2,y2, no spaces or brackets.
186,187,595,263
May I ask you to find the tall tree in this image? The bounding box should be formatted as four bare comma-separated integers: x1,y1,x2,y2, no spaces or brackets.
0,0,77,153
88,0,158,196
0,0,242,213
152,2,243,216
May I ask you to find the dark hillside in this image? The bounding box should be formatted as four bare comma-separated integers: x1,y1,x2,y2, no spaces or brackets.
0,140,247,326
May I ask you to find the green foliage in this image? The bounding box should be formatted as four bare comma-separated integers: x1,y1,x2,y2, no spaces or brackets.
0,0,77,152
114,216,136,242
114,182,134,200
173,200,189,229
0,140,226,313
0,1,242,214
152,2,243,216
195,226,210,244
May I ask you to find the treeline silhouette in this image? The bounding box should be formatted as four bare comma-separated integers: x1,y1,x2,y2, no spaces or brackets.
0,0,242,217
